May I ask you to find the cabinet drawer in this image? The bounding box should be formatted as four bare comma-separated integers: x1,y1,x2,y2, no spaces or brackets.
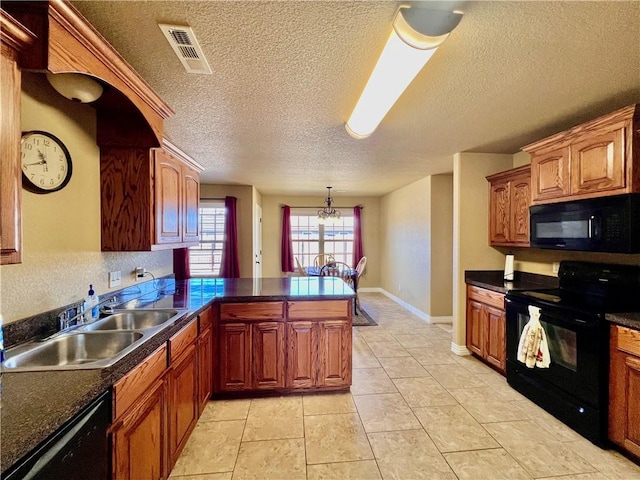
114,343,167,419
616,325,640,357
220,302,284,322
467,285,505,310
288,300,350,320
198,306,214,332
170,319,198,363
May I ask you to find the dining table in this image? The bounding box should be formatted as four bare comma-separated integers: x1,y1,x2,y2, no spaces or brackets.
305,265,359,314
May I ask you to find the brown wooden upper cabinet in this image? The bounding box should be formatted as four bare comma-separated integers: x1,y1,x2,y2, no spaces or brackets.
0,12,34,265
487,165,531,247
524,104,639,205
101,139,202,251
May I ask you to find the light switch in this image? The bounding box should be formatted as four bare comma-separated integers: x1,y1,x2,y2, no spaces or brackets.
109,270,122,288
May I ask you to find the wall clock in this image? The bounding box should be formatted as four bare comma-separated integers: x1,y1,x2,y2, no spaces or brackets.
21,131,73,194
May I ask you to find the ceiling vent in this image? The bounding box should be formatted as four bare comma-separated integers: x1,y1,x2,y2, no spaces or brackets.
158,24,212,74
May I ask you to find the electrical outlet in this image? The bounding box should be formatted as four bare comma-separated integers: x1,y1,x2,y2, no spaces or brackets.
552,262,560,274
109,270,121,288
134,267,146,281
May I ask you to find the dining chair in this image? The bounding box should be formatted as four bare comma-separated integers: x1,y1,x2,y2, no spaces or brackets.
313,253,335,267
355,256,367,278
295,257,307,276
319,261,354,287
354,256,367,311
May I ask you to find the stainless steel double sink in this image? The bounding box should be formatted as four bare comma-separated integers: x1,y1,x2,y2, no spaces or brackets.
3,309,187,372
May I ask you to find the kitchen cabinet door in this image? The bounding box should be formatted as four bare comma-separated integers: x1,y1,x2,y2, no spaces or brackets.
182,165,200,243
484,305,506,372
155,149,182,245
531,147,571,203
252,322,285,390
112,377,168,480
197,326,213,414
318,320,351,387
218,323,251,391
489,180,510,245
286,321,317,388
510,174,531,244
466,300,485,357
168,343,199,468
570,124,626,196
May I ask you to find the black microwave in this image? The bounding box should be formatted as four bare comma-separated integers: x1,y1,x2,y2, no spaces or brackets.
530,194,640,253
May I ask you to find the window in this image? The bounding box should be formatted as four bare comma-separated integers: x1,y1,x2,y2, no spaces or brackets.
291,210,354,266
189,200,225,276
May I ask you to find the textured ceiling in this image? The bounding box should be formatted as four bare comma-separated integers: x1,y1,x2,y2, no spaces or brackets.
70,1,640,196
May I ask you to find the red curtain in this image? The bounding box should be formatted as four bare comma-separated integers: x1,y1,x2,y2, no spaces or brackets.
281,205,294,272
220,196,240,278
353,206,364,268
173,247,190,280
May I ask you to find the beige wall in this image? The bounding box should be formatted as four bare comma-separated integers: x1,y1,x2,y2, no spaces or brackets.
0,73,173,324
199,184,255,278
379,174,453,318
260,195,380,288
380,177,431,313
430,174,454,317
452,153,513,350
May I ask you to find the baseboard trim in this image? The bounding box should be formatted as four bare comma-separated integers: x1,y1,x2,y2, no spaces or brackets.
376,289,430,323
451,342,471,356
430,315,453,324
359,288,454,326
357,287,384,293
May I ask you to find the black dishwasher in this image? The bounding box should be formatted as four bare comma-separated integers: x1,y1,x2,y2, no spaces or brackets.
4,389,111,480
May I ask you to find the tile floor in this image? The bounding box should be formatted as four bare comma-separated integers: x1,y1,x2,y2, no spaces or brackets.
169,293,640,480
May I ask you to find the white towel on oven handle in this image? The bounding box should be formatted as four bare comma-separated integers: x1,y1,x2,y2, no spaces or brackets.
517,305,551,369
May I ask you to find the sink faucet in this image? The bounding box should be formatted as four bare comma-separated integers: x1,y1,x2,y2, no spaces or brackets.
56,296,118,332
58,302,85,331
99,296,118,316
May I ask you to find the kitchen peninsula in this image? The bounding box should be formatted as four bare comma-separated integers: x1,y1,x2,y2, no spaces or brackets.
1,276,354,476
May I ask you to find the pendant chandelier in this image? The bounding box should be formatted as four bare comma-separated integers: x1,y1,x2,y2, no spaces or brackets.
317,187,341,224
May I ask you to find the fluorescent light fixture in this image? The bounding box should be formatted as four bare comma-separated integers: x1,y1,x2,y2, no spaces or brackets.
346,7,463,139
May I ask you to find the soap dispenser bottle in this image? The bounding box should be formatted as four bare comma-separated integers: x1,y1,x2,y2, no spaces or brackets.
85,284,99,322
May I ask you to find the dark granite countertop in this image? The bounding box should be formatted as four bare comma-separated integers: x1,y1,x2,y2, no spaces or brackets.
605,312,640,331
1,276,353,473
465,270,559,294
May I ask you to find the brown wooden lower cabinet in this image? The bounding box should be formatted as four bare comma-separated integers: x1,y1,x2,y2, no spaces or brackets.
111,307,215,479
609,325,640,460
217,321,286,392
285,320,352,389
216,300,352,393
113,377,168,480
465,285,506,374
111,344,169,480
